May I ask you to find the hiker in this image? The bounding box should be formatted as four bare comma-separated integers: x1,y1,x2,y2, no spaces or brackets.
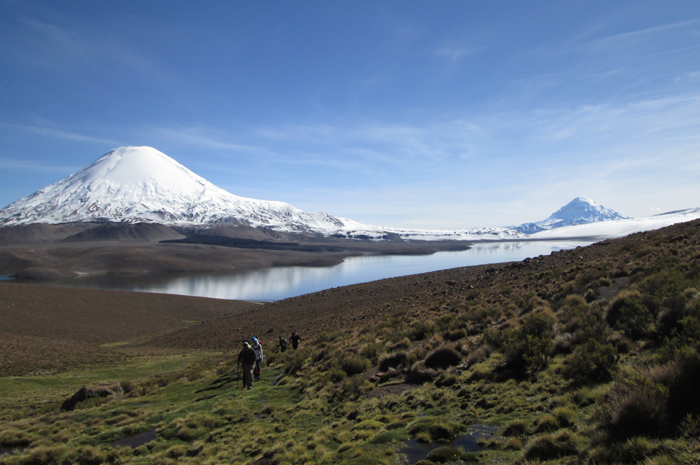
237,341,256,390
290,331,302,350
251,337,264,381
278,335,288,352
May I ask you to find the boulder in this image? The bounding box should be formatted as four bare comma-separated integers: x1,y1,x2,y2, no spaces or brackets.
61,383,123,411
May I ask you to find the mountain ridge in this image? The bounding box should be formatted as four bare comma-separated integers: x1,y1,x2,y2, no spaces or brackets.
1,146,698,242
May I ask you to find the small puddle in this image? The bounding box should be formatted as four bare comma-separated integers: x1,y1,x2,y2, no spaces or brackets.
399,438,440,464
110,428,157,449
453,423,497,451
398,424,498,464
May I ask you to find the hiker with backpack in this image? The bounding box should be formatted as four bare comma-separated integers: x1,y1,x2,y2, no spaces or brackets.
278,335,288,352
237,341,256,390
290,331,302,350
251,337,263,381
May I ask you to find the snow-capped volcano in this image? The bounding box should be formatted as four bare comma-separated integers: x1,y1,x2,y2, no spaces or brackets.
0,146,521,240
0,147,356,231
513,197,629,234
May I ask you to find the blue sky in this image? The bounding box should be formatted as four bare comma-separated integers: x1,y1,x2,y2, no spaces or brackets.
1,1,698,229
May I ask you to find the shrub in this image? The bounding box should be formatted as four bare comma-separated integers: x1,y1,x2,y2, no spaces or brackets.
656,289,699,339
553,332,576,355
466,345,491,365
411,320,435,341
0,427,32,447
619,436,655,464
166,445,188,459
443,328,466,341
378,351,408,372
340,354,371,376
463,305,492,323
424,345,462,370
369,430,409,444
340,377,374,400
16,445,68,465
523,429,579,461
607,290,655,339
587,436,657,464
436,314,456,330
574,306,611,344
563,340,617,384
607,332,637,354
388,337,412,351
360,342,386,363
408,418,461,442
119,380,135,395
284,348,311,375
434,373,457,387
553,406,576,428
504,437,523,450
426,446,461,463
652,350,700,423
326,363,346,383
407,361,437,383
491,313,555,374
534,414,560,433
584,288,597,303
607,373,669,438
502,419,528,437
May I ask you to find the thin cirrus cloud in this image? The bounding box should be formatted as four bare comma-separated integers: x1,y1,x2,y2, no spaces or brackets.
0,158,80,174
435,43,482,63
6,17,169,86
586,19,700,49
2,124,120,146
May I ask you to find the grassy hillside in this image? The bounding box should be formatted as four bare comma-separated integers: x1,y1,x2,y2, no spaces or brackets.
1,219,699,464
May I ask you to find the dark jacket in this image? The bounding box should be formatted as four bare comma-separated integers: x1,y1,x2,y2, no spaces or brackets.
238,347,256,365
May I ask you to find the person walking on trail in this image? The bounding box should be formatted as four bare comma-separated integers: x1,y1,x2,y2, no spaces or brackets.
278,335,288,353
237,342,256,390
290,331,302,350
251,337,264,381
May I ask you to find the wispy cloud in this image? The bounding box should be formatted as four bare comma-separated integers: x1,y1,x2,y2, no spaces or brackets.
146,125,264,153
1,124,119,145
0,158,79,174
435,42,481,63
6,17,168,84
588,19,700,49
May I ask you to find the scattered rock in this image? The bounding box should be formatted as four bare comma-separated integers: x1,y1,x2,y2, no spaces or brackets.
61,382,123,411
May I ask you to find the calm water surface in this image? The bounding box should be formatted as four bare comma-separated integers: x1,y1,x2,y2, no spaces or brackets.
22,239,595,301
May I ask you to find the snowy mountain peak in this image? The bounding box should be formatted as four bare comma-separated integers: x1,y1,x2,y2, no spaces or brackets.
549,197,628,223
0,146,319,228
513,197,629,234
77,146,210,196
0,146,523,241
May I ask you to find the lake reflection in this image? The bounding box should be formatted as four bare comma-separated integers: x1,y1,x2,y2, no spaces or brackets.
38,239,594,301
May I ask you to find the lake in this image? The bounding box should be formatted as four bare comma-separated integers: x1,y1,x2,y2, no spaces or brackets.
13,239,595,301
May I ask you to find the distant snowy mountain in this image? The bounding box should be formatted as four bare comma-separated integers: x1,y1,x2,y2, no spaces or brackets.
513,197,629,234
0,146,522,241
530,208,700,240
